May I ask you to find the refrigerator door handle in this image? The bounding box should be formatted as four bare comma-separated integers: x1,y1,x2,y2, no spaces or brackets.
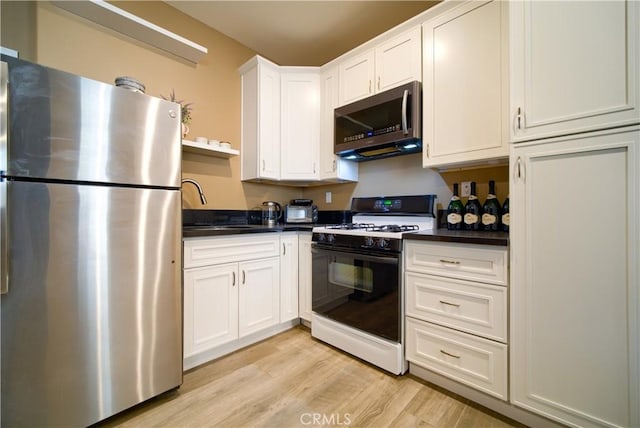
1,61,8,294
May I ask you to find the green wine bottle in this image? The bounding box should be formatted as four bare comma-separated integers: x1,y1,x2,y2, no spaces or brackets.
464,182,482,231
502,195,510,232
447,183,464,230
481,180,501,231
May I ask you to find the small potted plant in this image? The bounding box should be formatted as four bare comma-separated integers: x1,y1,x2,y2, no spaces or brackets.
162,89,193,138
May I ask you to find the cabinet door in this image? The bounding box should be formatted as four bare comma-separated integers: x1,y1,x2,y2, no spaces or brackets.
339,49,375,106
375,26,422,93
183,264,239,358
510,1,639,142
240,57,281,181
319,67,358,182
258,62,281,179
298,233,313,322
281,70,320,180
280,234,299,322
423,0,508,168
510,127,639,427
238,257,280,337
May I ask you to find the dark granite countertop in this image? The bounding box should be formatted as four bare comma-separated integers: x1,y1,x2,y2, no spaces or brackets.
403,229,509,246
183,224,314,238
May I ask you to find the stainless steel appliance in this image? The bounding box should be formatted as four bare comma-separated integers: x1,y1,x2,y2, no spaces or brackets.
0,56,183,427
311,194,436,375
284,202,318,224
334,81,422,161
261,200,282,226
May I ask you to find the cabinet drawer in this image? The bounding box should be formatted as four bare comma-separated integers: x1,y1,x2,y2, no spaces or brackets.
406,272,507,342
184,234,280,268
404,241,508,286
406,317,508,400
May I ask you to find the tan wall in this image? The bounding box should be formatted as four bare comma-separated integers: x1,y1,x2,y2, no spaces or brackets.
7,1,301,209
0,1,37,61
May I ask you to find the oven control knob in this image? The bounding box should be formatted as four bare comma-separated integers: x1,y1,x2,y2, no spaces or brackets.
364,236,374,248
377,238,389,249
327,234,336,244
317,233,325,242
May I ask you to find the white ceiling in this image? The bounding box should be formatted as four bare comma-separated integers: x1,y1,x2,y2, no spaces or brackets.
166,1,440,66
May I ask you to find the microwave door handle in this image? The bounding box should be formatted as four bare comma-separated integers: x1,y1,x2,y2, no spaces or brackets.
401,89,409,136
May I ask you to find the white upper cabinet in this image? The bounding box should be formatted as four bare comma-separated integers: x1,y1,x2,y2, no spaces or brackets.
240,56,281,180
510,0,639,142
319,66,358,182
422,0,509,168
280,68,320,181
375,26,422,93
339,26,421,106
339,50,375,106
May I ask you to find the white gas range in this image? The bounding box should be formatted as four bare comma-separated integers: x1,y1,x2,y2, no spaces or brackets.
310,195,436,375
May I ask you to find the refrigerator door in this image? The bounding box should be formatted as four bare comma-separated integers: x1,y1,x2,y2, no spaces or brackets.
1,181,182,427
3,56,180,187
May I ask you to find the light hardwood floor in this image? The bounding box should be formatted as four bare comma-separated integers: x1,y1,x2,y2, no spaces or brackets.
98,326,523,428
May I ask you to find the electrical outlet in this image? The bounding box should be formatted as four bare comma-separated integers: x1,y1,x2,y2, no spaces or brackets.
461,181,471,197
325,191,332,204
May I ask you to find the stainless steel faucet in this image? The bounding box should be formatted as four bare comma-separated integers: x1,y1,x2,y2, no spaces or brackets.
181,178,207,205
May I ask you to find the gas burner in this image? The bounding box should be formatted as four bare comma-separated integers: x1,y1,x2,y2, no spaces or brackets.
367,224,420,233
326,223,376,230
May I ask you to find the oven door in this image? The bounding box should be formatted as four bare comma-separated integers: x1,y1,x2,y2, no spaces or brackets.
311,244,400,342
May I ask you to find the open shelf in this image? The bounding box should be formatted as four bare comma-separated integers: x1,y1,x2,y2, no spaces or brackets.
52,0,208,64
182,140,239,158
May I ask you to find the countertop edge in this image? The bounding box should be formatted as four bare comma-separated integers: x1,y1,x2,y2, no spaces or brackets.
403,230,509,246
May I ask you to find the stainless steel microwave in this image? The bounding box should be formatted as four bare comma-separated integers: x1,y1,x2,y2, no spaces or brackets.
334,81,422,161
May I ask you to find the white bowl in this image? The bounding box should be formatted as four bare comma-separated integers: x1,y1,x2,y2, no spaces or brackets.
220,142,231,149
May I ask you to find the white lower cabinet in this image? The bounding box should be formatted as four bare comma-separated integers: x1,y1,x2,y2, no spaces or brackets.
183,263,238,357
406,318,508,400
405,240,509,400
280,232,299,322
297,233,313,322
510,126,640,428
183,234,285,369
238,258,280,337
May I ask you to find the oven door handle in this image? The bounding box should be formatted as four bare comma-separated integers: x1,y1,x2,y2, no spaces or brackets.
311,246,399,265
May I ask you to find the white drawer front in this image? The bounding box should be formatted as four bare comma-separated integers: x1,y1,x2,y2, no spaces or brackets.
184,235,280,268
406,317,508,400
405,241,508,286
405,272,507,343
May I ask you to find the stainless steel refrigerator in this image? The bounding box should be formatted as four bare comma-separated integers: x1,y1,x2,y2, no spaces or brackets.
0,56,183,427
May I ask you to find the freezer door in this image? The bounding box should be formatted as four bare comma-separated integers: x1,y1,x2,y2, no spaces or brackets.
3,56,180,187
1,181,182,427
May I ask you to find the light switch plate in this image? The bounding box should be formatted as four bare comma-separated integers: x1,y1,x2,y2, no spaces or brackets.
325,191,332,203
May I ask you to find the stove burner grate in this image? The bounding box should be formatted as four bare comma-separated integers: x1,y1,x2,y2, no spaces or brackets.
325,223,420,233
326,223,376,230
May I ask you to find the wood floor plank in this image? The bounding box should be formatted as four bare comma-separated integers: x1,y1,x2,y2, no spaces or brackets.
98,326,520,428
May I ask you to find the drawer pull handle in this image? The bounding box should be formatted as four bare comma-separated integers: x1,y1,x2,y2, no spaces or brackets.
440,349,461,359
439,259,460,265
439,300,460,307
